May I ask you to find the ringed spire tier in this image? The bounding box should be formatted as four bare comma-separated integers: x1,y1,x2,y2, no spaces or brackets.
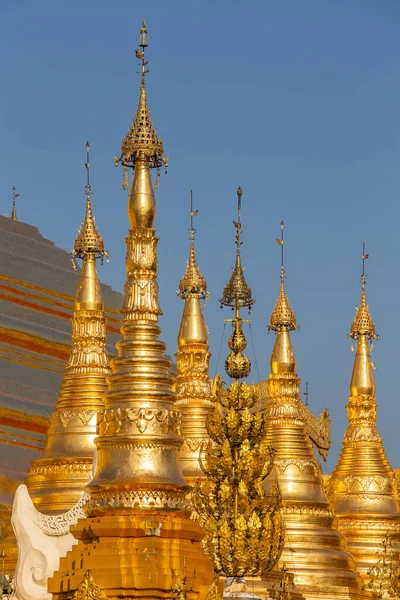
261,223,364,600
49,25,214,600
174,191,214,485
25,143,110,514
328,245,400,584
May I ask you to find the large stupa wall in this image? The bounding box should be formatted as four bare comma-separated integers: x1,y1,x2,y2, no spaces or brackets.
0,214,122,536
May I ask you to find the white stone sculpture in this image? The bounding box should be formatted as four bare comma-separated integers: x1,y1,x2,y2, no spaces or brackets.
12,485,87,600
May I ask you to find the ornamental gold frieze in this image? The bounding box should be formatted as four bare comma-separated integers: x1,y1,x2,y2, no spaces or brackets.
279,505,335,518
174,378,214,404
28,461,92,476
337,520,400,534
274,457,322,477
49,409,97,427
329,474,397,497
85,489,186,513
182,437,208,453
264,398,304,423
71,312,106,340
346,395,377,421
267,373,301,399
343,424,381,442
126,226,158,275
122,277,162,318
175,347,210,374
97,407,182,436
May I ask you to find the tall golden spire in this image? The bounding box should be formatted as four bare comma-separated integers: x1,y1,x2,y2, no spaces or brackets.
50,25,214,600
328,244,400,582
261,223,364,599
26,143,110,513
192,189,285,588
174,191,214,485
11,186,18,221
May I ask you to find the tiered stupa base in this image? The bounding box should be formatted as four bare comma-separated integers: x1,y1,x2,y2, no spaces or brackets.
336,514,400,580
49,512,215,600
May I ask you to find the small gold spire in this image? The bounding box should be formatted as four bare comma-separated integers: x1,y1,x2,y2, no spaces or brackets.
348,242,377,341
115,22,168,186
268,221,298,332
220,187,253,381
178,191,207,299
73,142,109,260
219,187,255,310
11,186,19,221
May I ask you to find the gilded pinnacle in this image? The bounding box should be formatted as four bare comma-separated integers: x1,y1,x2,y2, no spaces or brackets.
269,280,298,332
349,286,377,340
269,223,298,332
73,143,107,260
115,23,167,175
178,244,207,299
219,188,254,309
179,191,207,299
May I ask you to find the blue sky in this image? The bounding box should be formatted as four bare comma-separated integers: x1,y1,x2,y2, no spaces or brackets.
1,0,400,472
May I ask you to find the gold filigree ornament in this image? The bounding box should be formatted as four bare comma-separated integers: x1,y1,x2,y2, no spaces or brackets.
192,379,285,577
72,571,109,600
366,535,400,598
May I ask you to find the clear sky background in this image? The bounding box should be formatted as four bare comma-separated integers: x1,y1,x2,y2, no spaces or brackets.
1,0,399,472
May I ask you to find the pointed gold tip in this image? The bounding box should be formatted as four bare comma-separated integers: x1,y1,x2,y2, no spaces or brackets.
349,287,377,341
269,281,298,332
349,245,377,340
178,244,207,299
115,21,168,183
219,187,255,309
73,196,106,259
269,223,298,331
73,145,108,260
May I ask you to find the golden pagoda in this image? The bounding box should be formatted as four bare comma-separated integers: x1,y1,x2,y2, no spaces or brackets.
261,223,365,600
174,191,214,486
48,22,214,600
328,245,400,583
25,143,111,514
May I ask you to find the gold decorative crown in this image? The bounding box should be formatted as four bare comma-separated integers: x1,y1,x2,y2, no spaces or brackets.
178,244,207,299
349,287,377,340
269,281,298,332
73,196,106,259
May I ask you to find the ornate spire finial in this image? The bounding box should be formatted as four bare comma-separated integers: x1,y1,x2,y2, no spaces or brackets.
11,186,19,221
115,22,168,190
269,221,298,332
72,142,109,261
178,190,207,299
349,242,377,341
219,187,254,380
219,187,254,310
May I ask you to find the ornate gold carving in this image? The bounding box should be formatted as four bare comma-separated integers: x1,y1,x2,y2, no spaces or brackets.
28,462,92,476
49,410,96,427
97,407,181,436
72,571,109,600
85,490,186,513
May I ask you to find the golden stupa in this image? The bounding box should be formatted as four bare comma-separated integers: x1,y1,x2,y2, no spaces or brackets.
174,192,214,486
328,246,400,584
260,223,365,600
26,143,111,514
48,22,214,600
